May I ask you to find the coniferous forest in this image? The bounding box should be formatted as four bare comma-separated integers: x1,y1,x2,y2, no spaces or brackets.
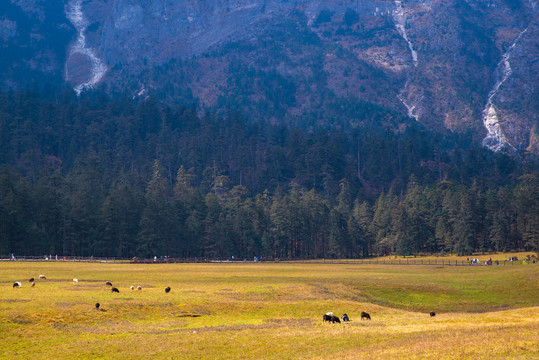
0,89,537,259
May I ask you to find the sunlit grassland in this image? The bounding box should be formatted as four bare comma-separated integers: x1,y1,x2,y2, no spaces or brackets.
373,251,536,262
1,261,537,359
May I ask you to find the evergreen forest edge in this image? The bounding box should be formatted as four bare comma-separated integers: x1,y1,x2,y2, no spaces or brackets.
0,88,537,259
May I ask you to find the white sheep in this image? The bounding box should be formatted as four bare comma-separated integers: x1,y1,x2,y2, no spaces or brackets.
39,275,46,279
130,285,134,291
73,278,78,284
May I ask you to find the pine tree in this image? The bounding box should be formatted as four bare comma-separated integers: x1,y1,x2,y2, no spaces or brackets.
137,160,173,258
514,174,539,251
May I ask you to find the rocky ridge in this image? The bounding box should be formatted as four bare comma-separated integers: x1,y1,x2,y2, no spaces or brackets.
2,0,538,154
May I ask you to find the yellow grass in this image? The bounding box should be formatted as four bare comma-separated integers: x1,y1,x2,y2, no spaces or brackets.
0,261,537,359
375,251,537,263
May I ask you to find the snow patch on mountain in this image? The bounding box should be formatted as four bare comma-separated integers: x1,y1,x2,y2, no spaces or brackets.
482,27,528,152
392,1,420,121
65,0,107,95
398,80,422,121
393,0,417,67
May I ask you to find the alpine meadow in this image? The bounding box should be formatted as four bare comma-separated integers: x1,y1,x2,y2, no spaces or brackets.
1,260,538,359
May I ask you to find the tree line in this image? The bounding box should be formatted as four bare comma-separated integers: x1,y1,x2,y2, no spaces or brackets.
0,89,537,258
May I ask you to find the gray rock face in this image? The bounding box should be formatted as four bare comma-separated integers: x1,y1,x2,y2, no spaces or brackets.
0,19,17,40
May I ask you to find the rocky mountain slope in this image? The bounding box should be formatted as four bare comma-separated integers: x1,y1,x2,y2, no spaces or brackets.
2,0,538,154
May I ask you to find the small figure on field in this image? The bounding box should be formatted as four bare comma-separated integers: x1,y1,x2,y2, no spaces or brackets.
341,313,350,322
106,281,113,286
130,285,134,291
165,287,171,293
31,282,35,287
361,312,371,320
430,312,436,317
39,275,46,279
13,281,21,288
137,286,142,290
111,287,119,293
29,278,34,283
95,303,100,310
73,279,78,284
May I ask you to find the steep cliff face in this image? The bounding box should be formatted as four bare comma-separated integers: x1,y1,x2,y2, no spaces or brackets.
2,0,538,155
1,1,72,87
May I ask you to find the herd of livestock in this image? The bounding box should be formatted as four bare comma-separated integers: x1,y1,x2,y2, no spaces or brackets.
12,276,437,322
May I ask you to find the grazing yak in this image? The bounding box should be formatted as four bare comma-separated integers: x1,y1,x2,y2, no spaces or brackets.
111,287,119,293
323,312,341,323
430,312,436,317
137,286,142,291
95,303,100,310
341,313,350,322
29,278,34,283
106,281,113,286
361,312,371,320
13,282,22,288
165,287,171,293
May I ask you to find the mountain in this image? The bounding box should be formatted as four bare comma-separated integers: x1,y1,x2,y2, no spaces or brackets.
1,0,538,154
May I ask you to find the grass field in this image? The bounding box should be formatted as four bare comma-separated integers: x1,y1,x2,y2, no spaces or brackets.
1,259,538,359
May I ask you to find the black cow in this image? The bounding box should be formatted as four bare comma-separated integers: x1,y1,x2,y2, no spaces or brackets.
111,287,119,293
29,278,34,283
323,314,341,323
341,313,350,322
361,312,371,320
165,287,171,293
430,311,436,317
95,302,100,310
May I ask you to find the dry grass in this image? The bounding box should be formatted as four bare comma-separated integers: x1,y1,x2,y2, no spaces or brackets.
374,251,537,262
0,260,537,359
